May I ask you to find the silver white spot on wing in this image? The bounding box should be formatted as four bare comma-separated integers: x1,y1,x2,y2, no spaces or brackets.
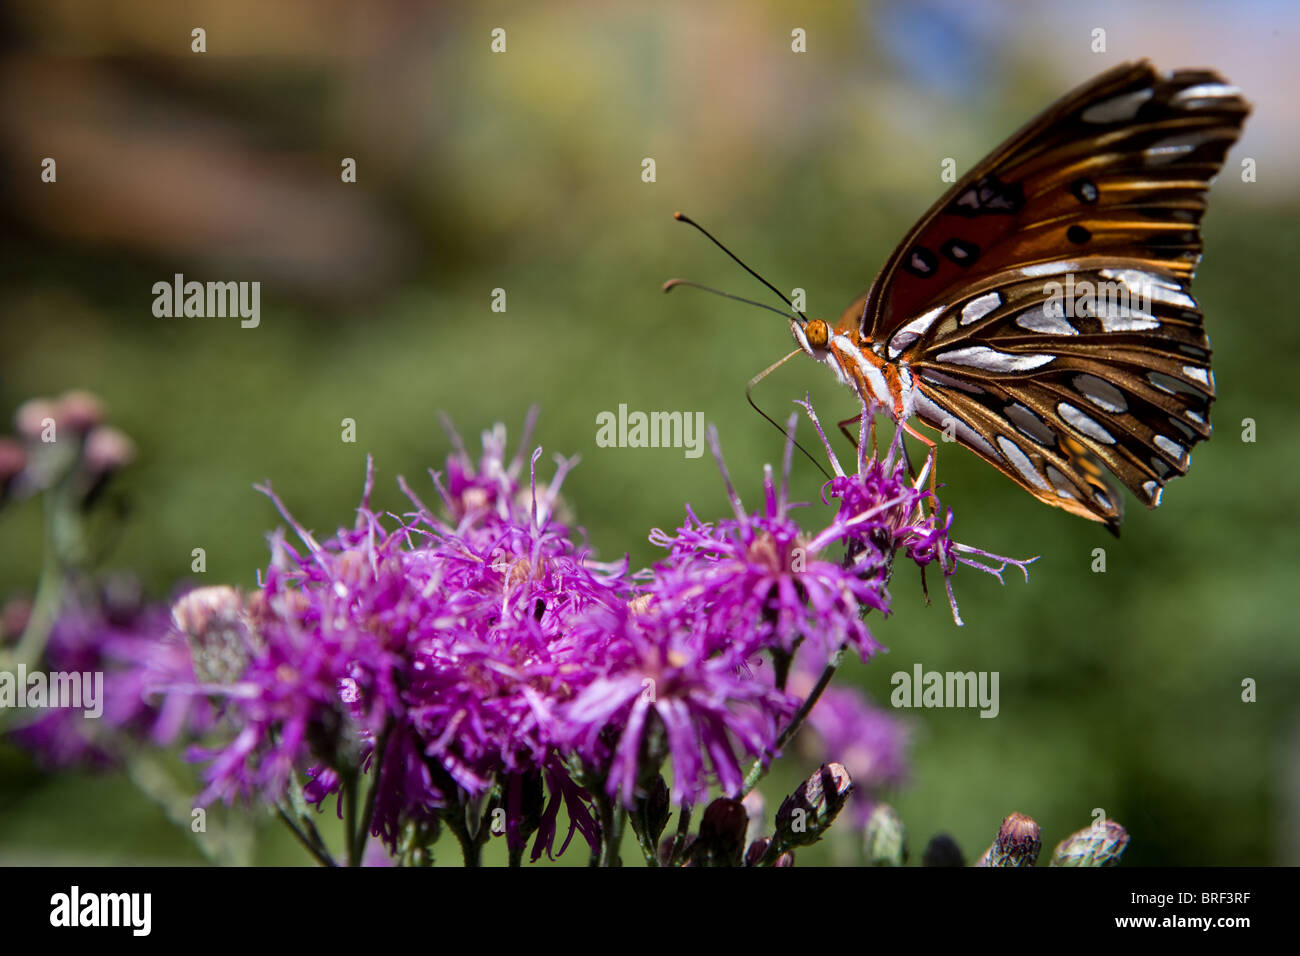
1073,374,1128,413
1154,435,1185,460
1098,309,1161,332
1182,365,1211,387
1141,480,1164,506
934,346,1056,372
997,436,1048,490
959,292,1002,326
1144,140,1196,165
1172,83,1241,103
912,391,997,458
918,369,986,395
887,305,947,359
1098,268,1196,309
1185,409,1206,425
1058,402,1116,444
1005,403,1055,445
1081,88,1154,123
1020,261,1080,278
1015,308,1077,335
1046,466,1076,500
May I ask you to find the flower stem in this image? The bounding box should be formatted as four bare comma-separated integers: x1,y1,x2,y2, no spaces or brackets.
600,802,625,867
275,803,337,866
740,646,843,798
446,815,482,867
668,802,693,866
342,768,360,866
353,722,392,865
6,491,66,674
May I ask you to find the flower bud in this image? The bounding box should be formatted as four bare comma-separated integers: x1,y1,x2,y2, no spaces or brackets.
922,832,965,867
14,398,57,441
1050,820,1130,867
172,586,254,683
55,391,105,432
864,802,906,866
688,797,749,867
1,596,32,641
983,811,1041,867
82,425,136,476
774,762,853,849
0,438,25,499
640,774,671,846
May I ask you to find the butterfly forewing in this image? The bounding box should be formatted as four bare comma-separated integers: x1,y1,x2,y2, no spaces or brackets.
854,60,1247,528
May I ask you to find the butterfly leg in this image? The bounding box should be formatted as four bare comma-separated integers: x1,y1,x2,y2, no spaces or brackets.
900,418,941,510
837,415,878,456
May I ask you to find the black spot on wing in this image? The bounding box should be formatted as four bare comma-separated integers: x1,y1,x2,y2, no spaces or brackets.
940,238,980,267
902,246,939,278
1070,177,1099,203
948,174,1026,218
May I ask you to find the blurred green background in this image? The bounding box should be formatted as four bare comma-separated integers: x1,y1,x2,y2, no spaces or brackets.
1,0,1296,865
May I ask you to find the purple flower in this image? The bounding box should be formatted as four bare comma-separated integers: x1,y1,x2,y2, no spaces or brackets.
800,397,1036,626
4,579,213,770
171,400,1034,864
559,598,796,808
184,422,623,860
644,421,886,666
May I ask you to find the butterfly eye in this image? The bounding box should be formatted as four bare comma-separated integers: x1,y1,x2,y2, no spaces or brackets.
804,319,829,350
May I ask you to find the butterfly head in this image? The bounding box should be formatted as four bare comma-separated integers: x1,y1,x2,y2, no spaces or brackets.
792,317,840,357
792,317,905,416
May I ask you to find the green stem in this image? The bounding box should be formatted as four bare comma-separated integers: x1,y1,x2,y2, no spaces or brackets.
353,722,392,865
343,768,360,866
275,804,337,867
8,493,66,673
599,800,625,867
668,803,693,866
740,646,843,797
446,814,482,867
125,753,252,866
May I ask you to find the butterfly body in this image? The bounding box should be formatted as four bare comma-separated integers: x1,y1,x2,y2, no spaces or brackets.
791,60,1248,532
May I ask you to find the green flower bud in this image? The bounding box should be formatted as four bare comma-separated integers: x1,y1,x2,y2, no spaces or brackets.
1050,820,1130,867
864,802,906,866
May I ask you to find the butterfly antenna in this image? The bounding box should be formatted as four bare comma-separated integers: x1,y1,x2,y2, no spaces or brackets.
673,212,809,323
661,279,797,320
746,349,831,480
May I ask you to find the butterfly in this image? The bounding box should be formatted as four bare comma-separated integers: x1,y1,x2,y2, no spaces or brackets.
679,61,1249,534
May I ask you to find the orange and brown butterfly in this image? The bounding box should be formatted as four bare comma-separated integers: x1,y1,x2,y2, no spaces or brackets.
675,60,1249,535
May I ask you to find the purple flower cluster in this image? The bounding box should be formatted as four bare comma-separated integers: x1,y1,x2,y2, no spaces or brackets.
3,579,212,769
173,399,1028,862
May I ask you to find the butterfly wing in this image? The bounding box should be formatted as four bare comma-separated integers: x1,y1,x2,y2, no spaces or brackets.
898,268,1217,531
850,60,1247,526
